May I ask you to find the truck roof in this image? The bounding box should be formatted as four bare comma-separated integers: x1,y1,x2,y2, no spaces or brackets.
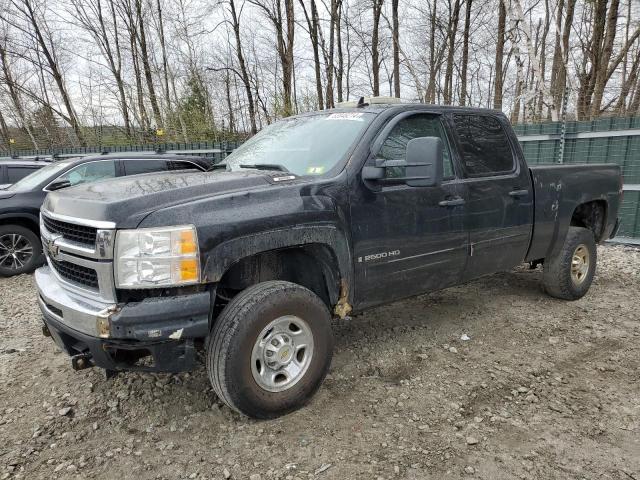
297,101,505,118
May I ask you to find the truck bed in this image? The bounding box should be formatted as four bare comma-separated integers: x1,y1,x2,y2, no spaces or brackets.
526,163,622,262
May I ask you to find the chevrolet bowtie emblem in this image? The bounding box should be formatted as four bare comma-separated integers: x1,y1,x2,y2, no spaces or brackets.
45,235,63,259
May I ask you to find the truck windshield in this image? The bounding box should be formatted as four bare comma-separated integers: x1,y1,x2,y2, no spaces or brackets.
224,112,375,176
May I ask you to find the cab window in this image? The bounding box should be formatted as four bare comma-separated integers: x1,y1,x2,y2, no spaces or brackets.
378,114,454,180
452,114,515,177
55,160,116,187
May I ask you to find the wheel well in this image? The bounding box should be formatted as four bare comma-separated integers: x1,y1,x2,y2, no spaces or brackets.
0,217,40,236
570,200,607,241
216,245,341,310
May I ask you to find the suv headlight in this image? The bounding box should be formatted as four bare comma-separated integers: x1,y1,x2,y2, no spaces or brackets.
115,225,200,288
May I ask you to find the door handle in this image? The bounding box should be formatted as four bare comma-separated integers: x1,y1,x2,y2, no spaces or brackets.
438,197,466,207
509,189,529,197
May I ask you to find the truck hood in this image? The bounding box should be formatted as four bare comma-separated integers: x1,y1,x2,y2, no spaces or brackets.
42,170,279,228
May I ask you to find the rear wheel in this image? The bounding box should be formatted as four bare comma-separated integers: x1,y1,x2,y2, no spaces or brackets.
543,226,597,300
0,225,42,277
206,280,333,419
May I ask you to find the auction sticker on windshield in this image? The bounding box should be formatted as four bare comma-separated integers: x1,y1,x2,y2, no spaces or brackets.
326,113,365,121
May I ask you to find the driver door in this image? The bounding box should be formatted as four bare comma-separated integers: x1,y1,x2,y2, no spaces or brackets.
349,113,469,309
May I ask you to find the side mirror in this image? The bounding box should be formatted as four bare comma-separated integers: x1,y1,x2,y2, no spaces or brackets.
362,136,444,187
404,137,443,187
47,180,72,191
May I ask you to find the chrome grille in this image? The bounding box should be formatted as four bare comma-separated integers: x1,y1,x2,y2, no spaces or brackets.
49,257,99,290
42,215,97,247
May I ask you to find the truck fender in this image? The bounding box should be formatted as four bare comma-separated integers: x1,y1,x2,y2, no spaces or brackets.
201,224,353,309
548,192,609,259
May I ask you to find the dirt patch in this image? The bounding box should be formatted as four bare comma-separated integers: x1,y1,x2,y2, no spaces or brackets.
1,245,639,479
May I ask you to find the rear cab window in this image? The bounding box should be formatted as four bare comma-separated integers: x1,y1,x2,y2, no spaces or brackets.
452,114,516,177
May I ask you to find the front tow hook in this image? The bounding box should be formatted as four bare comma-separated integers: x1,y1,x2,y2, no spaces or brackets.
71,353,93,371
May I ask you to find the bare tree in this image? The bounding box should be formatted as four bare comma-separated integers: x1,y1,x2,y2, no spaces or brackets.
299,0,324,108
391,0,399,97
7,0,86,144
459,0,472,105
69,0,132,137
371,0,384,96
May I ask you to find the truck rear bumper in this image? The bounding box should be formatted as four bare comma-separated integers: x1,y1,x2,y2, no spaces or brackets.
36,265,211,373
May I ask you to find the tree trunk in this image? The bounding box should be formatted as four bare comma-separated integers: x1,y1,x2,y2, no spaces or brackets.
228,0,257,133
391,0,400,98
426,0,438,103
590,0,620,117
371,0,384,96
493,0,506,110
443,0,461,104
225,71,236,133
335,1,344,103
283,0,295,115
299,0,324,109
156,0,171,111
459,0,472,106
20,0,85,145
0,40,38,149
134,0,162,128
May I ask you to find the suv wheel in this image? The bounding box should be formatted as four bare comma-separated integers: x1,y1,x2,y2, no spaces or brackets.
206,281,334,419
0,225,42,277
543,226,597,300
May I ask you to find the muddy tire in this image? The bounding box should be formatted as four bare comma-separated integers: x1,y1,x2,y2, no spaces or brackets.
0,225,42,277
543,226,597,300
206,280,333,419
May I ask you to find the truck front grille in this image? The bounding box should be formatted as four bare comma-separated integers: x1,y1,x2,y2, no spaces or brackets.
50,257,99,290
42,215,97,247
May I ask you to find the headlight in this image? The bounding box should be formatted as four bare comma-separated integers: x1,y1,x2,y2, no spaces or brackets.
115,225,200,288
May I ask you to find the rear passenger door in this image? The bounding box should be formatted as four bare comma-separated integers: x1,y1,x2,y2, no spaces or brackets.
450,113,533,280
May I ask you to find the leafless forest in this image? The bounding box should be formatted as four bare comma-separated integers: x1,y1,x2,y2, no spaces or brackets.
0,0,638,149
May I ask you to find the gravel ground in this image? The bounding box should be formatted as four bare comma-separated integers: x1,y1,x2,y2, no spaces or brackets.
1,245,639,480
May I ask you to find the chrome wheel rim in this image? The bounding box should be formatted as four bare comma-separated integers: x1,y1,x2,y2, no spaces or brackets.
571,244,590,285
0,234,33,271
251,315,314,393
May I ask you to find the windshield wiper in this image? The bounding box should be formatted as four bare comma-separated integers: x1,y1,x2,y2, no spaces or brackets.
239,163,290,172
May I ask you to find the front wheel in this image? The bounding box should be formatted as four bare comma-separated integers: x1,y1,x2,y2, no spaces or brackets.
543,226,597,300
0,225,42,277
206,281,334,419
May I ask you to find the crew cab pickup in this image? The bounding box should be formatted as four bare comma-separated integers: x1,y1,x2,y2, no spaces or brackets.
35,103,622,419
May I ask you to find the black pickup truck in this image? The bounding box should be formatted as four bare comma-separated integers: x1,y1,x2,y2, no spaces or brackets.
35,103,622,418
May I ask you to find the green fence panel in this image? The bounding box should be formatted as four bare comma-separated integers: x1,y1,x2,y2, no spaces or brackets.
618,191,640,239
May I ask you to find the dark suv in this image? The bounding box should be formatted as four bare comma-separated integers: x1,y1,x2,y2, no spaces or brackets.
0,157,51,189
0,153,211,277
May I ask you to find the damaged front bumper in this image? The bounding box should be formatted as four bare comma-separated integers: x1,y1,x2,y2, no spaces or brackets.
35,265,211,373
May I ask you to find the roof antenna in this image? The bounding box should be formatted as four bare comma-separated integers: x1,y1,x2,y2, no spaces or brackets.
356,96,369,108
